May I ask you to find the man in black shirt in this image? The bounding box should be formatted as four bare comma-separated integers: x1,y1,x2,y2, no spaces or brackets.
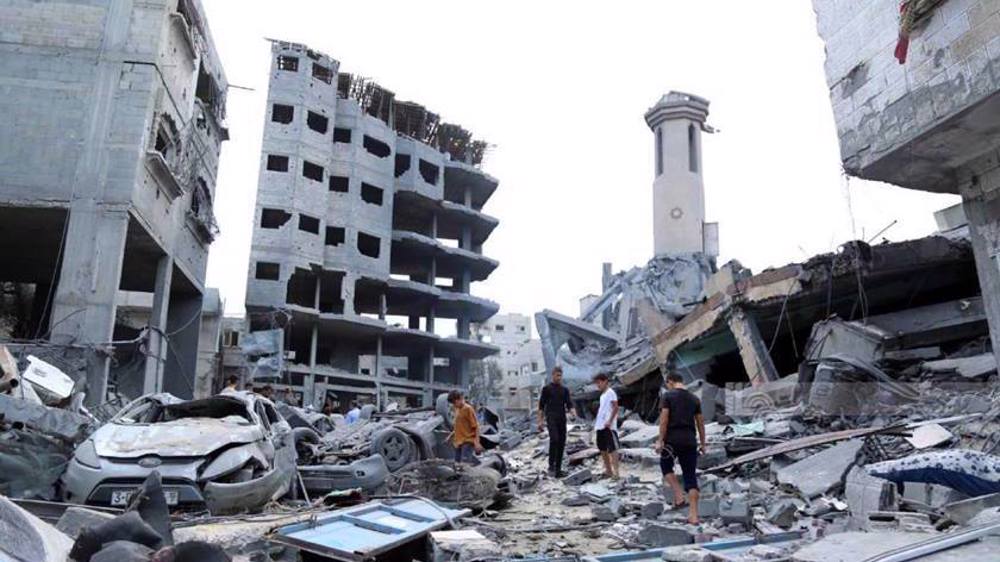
655,371,707,524
538,366,576,477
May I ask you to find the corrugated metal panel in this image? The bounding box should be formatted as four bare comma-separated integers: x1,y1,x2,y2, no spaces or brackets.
272,498,469,561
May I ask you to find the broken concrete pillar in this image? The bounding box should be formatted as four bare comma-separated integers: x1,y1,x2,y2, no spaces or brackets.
143,256,173,396
727,307,779,386
163,290,203,399
962,189,1000,370
49,201,129,406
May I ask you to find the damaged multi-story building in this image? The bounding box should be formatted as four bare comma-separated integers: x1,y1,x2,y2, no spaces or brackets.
244,41,500,410
811,0,1000,366
0,0,228,405
472,313,545,411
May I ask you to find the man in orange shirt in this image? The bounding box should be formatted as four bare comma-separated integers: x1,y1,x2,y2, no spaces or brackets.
448,391,483,464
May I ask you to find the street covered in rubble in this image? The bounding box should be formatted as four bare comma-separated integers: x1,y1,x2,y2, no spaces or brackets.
6,0,1000,561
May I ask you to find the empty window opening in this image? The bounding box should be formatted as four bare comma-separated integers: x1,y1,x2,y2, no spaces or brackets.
302,160,324,182
272,104,294,124
438,238,459,249
260,208,291,228
419,159,439,185
395,154,411,178
495,324,505,332
329,175,349,193
363,135,391,158
266,154,289,172
255,262,280,280
312,63,333,84
334,128,352,144
357,232,381,258
318,273,344,314
688,124,698,173
152,114,179,162
361,183,384,206
298,213,320,234
307,111,329,134
195,64,220,113
656,128,664,176
286,268,318,308
325,226,345,246
277,55,299,72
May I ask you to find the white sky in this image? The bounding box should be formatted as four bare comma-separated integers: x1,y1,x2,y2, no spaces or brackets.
203,0,960,321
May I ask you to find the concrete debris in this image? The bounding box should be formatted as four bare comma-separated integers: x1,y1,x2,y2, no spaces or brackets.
0,494,73,561
844,466,898,531
942,493,1000,525
430,529,501,562
905,423,954,449
775,439,863,498
56,506,118,540
635,523,692,547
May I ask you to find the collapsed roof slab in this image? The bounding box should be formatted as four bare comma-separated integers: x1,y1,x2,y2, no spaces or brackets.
639,236,979,387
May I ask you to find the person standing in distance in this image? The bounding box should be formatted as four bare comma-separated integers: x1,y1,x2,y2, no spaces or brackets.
655,372,707,525
593,373,621,479
538,366,576,477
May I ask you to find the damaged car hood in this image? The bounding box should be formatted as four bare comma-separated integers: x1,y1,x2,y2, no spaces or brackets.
93,417,264,458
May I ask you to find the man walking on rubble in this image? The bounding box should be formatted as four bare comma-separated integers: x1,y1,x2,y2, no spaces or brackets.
593,373,621,479
539,366,576,477
655,372,707,525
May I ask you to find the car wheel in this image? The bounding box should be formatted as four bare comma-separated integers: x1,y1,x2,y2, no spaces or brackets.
371,427,414,471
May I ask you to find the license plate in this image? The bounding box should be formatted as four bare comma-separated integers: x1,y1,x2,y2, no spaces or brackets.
110,488,179,506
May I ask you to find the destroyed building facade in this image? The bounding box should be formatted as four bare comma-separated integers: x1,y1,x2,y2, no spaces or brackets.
812,0,1000,365
472,313,545,411
245,41,500,410
0,0,229,404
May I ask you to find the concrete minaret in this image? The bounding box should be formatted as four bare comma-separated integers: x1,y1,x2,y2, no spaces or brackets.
644,92,716,257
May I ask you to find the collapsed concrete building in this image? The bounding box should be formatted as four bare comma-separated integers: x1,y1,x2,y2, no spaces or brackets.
536,92,720,391
0,0,228,404
811,0,1000,367
245,41,501,410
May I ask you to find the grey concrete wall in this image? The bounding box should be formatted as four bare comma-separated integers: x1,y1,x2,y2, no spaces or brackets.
0,0,228,403
813,0,1000,192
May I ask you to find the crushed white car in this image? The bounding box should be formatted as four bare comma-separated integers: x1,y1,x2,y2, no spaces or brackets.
60,391,295,514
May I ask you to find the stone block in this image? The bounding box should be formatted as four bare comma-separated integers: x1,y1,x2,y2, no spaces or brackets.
562,495,589,507
642,501,664,519
564,468,592,486
430,529,501,562
696,446,726,470
55,506,117,540
592,498,623,522
636,523,693,547
767,499,799,529
621,424,660,448
776,439,863,498
697,494,720,518
660,546,714,562
719,497,751,526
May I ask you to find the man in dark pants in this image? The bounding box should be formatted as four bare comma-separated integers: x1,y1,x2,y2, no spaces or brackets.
538,366,576,477
655,372,707,524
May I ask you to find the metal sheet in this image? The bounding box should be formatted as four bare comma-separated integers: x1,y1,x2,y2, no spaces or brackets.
272,497,469,561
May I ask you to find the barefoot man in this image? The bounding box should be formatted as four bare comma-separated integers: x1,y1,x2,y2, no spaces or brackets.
655,372,707,524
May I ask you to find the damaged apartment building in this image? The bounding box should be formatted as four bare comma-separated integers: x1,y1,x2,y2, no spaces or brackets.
0,0,228,405
245,42,501,410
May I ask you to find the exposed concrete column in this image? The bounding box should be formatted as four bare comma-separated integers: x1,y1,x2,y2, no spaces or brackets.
458,357,470,389
306,323,318,407
464,185,472,208
163,291,203,399
727,306,780,387
374,335,383,380
461,225,472,252
460,269,471,294
457,318,470,339
49,201,129,406
962,186,1000,366
427,345,435,385
143,256,173,395
602,262,613,330
378,292,387,321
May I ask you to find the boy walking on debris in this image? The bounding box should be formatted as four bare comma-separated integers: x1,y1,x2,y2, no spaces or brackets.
539,366,576,477
655,372,707,525
449,390,483,464
593,373,620,479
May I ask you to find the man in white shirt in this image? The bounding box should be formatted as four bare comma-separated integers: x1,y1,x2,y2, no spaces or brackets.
593,373,620,479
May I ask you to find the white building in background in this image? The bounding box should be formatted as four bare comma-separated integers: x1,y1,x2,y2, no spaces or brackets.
473,313,544,410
